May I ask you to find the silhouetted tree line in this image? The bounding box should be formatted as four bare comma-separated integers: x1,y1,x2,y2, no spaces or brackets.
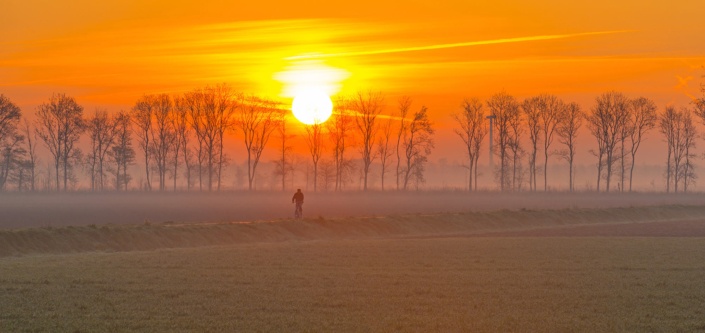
1,85,704,193
300,92,433,192
453,90,704,193
0,85,434,192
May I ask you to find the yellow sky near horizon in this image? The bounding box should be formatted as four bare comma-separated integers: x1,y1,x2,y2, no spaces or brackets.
1,0,704,118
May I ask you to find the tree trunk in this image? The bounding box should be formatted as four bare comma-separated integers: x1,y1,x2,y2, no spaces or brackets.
666,146,671,193
605,153,612,192
206,146,213,191
63,154,68,192
248,151,253,191
569,158,574,192
468,163,473,192
218,136,224,191
363,159,369,191
144,150,151,191
620,139,625,192
544,151,549,191
313,162,318,192
596,154,602,193
629,152,636,192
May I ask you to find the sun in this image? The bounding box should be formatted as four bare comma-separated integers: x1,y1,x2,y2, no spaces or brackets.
292,88,333,125
274,59,349,125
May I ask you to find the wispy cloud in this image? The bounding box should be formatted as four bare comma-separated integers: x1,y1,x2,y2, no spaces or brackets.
287,30,635,60
0,19,367,90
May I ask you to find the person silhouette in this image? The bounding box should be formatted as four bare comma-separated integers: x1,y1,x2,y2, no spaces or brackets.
292,189,304,219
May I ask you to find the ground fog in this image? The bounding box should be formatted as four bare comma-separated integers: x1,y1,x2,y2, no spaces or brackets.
2,191,705,229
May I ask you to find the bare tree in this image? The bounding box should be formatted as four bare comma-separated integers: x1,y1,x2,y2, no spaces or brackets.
304,122,324,192
452,98,487,192
318,159,336,191
14,151,32,191
659,106,697,193
236,95,282,191
395,96,411,190
487,92,519,191
273,116,295,191
618,116,632,193
212,84,238,190
172,96,192,190
522,96,542,191
150,94,177,191
86,109,119,191
0,134,24,191
586,115,606,192
681,109,697,192
181,87,228,191
659,106,677,193
351,91,384,191
586,92,629,192
131,95,155,191
21,119,38,191
401,106,434,190
327,97,354,191
507,102,524,191
168,98,181,191
108,111,135,191
697,84,705,120
557,102,583,192
376,117,394,190
0,95,22,191
626,97,657,191
181,89,207,190
538,94,564,191
0,95,21,143
35,93,85,191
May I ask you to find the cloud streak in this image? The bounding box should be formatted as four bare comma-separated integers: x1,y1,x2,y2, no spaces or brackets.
287,30,635,60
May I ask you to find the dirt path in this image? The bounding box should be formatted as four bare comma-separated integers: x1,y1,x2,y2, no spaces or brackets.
478,219,705,237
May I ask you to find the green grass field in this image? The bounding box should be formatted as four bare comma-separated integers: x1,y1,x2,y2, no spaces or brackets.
2,238,705,332
2,206,705,332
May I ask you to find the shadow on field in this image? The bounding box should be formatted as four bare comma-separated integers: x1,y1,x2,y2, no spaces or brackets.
3,204,705,257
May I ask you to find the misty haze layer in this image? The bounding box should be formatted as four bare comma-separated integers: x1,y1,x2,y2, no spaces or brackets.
2,191,705,229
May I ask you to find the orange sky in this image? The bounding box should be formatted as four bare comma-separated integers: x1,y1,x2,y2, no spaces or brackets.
2,0,705,162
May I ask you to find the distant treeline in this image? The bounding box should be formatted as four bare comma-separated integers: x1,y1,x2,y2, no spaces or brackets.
1,85,704,193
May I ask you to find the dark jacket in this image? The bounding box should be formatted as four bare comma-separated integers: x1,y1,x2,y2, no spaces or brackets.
292,191,304,204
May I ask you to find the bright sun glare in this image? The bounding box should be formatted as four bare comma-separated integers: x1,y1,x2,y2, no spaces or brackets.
274,59,349,125
291,88,333,124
